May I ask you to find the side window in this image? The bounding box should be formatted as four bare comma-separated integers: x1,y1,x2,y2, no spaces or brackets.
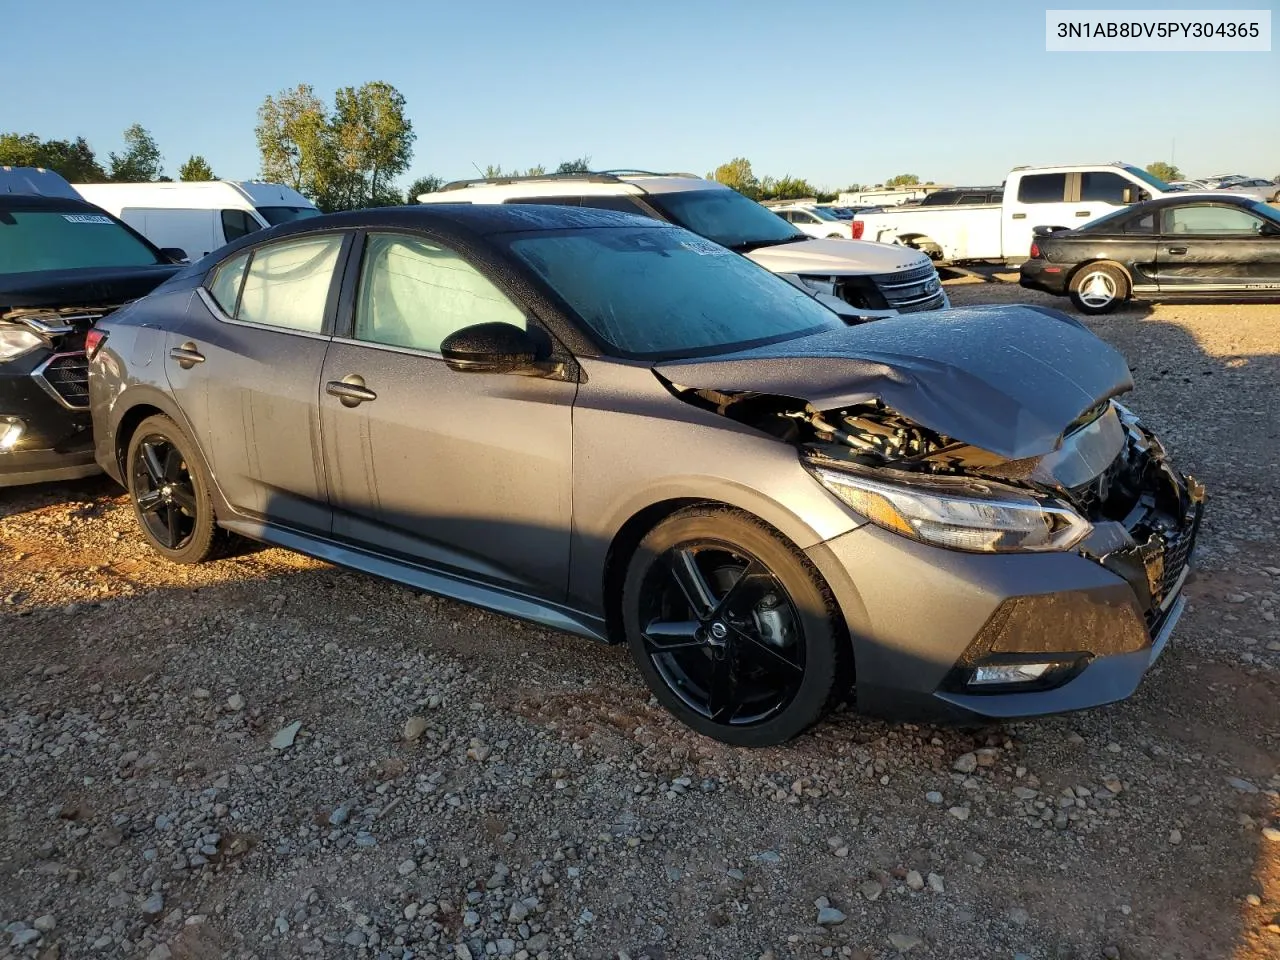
354,233,526,353
795,211,820,223
207,253,249,315
1163,205,1263,235
236,234,344,333
957,194,987,205
774,210,794,222
1123,212,1155,234
221,209,261,243
1080,172,1133,204
1017,174,1067,204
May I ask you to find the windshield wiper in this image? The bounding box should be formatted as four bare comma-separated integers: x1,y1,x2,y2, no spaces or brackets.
731,235,809,253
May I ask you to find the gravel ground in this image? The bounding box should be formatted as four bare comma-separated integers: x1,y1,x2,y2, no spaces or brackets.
1,280,1278,960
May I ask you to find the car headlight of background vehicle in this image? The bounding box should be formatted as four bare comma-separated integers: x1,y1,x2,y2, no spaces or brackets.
810,466,1091,553
0,329,44,363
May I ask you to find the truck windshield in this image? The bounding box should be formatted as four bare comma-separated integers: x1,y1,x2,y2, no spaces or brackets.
1124,166,1174,193
644,189,805,251
0,211,163,274
258,206,321,225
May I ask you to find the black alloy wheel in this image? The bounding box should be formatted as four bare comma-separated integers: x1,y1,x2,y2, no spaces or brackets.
623,507,847,746
125,414,225,564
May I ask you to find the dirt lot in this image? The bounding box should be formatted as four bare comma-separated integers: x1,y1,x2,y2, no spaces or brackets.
1,280,1278,960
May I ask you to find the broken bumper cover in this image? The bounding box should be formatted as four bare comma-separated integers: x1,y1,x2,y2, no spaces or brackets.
806,506,1198,721
0,350,99,487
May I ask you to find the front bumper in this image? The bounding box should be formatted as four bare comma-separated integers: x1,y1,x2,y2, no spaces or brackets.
805,455,1201,721
0,349,100,488
1019,260,1070,296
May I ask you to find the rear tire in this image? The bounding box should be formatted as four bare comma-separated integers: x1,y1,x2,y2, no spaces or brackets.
1069,263,1129,315
126,414,225,564
621,506,849,747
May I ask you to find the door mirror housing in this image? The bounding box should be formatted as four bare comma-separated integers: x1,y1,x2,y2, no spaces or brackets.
160,247,189,264
1258,220,1280,237
440,322,555,375
1121,187,1135,204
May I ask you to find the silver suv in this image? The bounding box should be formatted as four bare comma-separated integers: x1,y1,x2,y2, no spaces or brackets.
419,170,948,318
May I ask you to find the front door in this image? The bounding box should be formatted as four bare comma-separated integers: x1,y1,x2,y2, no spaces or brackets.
167,232,349,531
1156,203,1280,293
319,231,576,601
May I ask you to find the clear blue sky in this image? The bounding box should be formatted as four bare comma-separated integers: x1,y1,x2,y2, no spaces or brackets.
6,0,1277,188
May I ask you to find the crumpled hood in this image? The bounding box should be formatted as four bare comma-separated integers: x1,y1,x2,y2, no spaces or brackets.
745,237,931,276
0,264,180,312
655,305,1134,460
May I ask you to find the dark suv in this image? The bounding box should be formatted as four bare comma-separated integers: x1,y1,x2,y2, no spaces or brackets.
1,192,181,486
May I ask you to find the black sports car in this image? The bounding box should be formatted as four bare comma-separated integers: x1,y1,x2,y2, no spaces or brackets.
1020,193,1280,314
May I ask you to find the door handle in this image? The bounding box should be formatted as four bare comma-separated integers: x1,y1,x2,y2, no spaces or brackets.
169,342,205,369
1011,213,1027,220
1167,246,1188,255
326,374,377,407
1075,210,1092,217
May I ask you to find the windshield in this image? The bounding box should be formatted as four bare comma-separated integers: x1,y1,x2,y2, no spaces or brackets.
1124,166,1174,193
258,206,321,226
0,210,162,273
506,225,839,359
807,207,839,221
645,189,804,250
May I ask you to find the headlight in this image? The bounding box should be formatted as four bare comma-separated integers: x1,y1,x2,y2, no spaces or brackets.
0,329,44,362
811,466,1092,553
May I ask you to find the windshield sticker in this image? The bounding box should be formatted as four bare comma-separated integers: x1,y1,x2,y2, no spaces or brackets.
679,238,733,256
63,214,114,224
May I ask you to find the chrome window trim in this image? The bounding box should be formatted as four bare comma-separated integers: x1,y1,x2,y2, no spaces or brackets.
195,287,333,343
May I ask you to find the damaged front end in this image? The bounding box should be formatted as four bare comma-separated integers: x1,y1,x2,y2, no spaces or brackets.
668,380,1205,678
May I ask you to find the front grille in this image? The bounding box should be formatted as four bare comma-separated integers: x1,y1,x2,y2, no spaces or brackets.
34,352,90,409
873,263,946,312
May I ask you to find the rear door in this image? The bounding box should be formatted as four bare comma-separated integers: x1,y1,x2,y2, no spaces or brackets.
1156,203,1280,293
318,230,576,600
169,231,350,531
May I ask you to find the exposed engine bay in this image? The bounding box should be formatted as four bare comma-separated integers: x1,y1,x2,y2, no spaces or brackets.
669,382,1205,623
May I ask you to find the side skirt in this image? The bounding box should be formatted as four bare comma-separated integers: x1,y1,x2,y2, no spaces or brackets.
218,517,610,644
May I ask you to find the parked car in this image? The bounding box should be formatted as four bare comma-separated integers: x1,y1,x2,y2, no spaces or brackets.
918,187,1004,206
853,162,1185,264
768,203,855,239
90,204,1203,745
1216,178,1280,203
1167,179,1209,191
418,171,947,318
1,185,182,486
1020,193,1280,313
74,180,320,263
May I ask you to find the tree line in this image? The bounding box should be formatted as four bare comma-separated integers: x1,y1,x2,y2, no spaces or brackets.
706,157,929,201
0,125,218,185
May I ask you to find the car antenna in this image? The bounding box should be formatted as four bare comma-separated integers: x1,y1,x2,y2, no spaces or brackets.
471,161,486,177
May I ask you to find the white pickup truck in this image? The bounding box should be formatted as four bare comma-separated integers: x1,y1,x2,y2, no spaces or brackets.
853,163,1180,264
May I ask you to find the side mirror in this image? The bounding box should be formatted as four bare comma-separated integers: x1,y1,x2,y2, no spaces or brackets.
440,322,552,375
1260,221,1280,237
1121,188,1135,204
160,247,189,264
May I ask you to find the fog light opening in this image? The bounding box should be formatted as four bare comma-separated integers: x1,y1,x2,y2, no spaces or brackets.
958,654,1090,693
0,417,25,453
970,662,1054,686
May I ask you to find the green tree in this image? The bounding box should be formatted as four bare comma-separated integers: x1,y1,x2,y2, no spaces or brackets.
1145,161,1181,182
707,157,760,199
109,123,163,182
483,164,507,179
178,155,216,181
0,133,106,181
760,174,815,201
555,156,591,174
256,84,335,202
327,81,416,209
885,173,920,187
405,174,444,201
522,164,547,177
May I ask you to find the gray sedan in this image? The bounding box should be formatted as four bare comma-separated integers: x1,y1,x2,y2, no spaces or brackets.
87,204,1204,746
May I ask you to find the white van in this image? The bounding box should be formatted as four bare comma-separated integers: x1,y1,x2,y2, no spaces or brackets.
72,181,320,262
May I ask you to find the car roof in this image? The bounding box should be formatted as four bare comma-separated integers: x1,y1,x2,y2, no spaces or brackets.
1129,192,1262,210
0,193,108,214
218,202,678,248
422,171,722,202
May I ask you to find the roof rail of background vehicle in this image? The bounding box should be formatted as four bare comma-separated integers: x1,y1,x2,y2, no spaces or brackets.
439,170,700,191
1009,161,1131,171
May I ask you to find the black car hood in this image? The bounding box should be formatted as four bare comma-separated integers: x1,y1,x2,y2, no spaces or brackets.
0,264,180,312
655,305,1134,460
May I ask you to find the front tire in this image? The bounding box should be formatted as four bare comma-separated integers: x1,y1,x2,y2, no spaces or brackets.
1069,263,1129,315
126,414,225,564
621,507,848,746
